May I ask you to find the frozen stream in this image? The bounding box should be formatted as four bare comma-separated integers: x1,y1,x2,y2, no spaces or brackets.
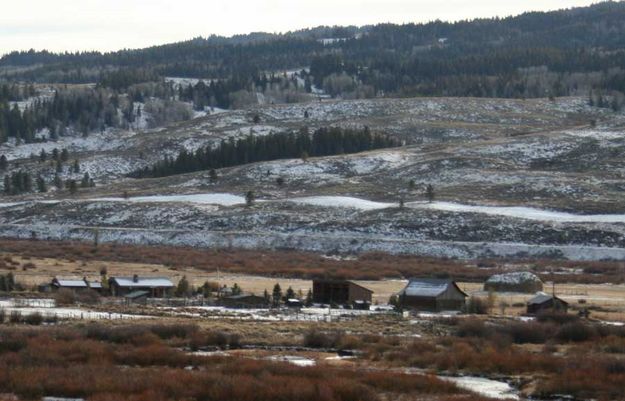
441,376,519,400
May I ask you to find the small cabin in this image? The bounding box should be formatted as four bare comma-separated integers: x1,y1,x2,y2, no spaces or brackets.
109,275,174,298
285,298,303,308
398,278,468,312
526,292,569,315
312,280,373,306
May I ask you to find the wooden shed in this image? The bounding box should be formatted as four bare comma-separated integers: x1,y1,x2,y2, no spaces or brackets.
109,275,174,298
398,278,468,311
526,293,569,315
312,280,373,305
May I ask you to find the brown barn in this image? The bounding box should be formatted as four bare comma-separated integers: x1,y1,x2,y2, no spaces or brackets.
399,278,468,311
526,293,569,315
312,280,373,305
109,275,174,298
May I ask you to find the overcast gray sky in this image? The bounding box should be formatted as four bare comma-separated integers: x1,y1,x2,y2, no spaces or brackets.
0,0,600,55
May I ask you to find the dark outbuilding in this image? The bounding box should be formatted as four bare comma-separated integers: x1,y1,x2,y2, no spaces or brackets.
312,279,373,306
398,278,468,311
526,292,569,315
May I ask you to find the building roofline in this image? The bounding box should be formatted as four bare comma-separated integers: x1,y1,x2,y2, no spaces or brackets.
312,279,374,294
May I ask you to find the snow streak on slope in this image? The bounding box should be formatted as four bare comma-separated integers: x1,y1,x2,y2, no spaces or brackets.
289,196,395,210
96,193,245,206
408,201,625,223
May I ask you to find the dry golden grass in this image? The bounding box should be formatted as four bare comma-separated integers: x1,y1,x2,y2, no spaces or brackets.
3,247,625,321
2,238,624,283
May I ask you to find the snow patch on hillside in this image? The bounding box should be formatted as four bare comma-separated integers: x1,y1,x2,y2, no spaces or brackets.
408,201,625,223
290,196,395,210
0,129,132,161
564,129,625,141
95,193,245,206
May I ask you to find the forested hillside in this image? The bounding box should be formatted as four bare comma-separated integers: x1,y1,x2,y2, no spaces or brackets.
2,2,625,148
2,1,625,101
130,127,401,178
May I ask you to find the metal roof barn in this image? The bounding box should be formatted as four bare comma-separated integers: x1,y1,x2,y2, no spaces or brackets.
109,276,174,298
398,278,468,312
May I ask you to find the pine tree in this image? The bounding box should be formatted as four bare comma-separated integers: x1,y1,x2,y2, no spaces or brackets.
73,159,80,174
81,172,90,188
3,175,11,194
67,179,78,195
245,190,255,207
272,283,282,307
60,149,69,162
426,184,435,203
305,289,313,306
5,272,15,292
231,283,242,296
209,168,218,182
0,155,7,171
53,174,63,190
36,176,47,193
284,286,296,301
263,289,270,304
176,276,190,297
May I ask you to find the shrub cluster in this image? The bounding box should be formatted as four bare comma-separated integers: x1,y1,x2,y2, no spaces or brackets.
0,325,469,401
